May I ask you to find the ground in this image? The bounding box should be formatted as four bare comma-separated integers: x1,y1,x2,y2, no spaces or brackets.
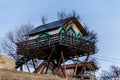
0,69,77,80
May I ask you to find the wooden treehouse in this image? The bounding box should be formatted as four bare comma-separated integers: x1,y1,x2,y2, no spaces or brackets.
16,17,97,79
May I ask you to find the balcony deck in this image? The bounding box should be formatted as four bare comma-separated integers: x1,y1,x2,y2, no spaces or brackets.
16,33,95,69
17,33,94,57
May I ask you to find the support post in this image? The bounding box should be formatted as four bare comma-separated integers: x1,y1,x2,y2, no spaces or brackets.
80,54,90,76
74,56,79,76
41,47,55,74
60,66,66,78
23,56,30,72
32,59,37,72
41,63,47,74
45,62,50,74
61,51,67,78
53,55,62,75
20,66,23,71
26,61,30,72
47,47,55,61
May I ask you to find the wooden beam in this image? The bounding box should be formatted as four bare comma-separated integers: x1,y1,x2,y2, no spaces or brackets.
32,59,37,72
23,56,31,72
41,47,55,74
79,54,90,75
41,63,47,74
74,56,79,76
47,47,55,62
20,66,23,71
60,66,66,78
61,51,67,78
53,55,62,74
85,54,90,62
45,62,50,74
26,61,31,73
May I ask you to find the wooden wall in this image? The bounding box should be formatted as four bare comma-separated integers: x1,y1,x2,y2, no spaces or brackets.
28,21,83,40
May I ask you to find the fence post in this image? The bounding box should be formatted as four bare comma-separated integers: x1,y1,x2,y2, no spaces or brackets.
59,33,61,45
49,35,50,47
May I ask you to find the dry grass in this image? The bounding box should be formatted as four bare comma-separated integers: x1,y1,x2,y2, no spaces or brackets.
0,55,77,80
0,55,15,70
0,69,77,80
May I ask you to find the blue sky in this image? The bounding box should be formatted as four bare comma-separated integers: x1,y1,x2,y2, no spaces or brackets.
0,0,120,76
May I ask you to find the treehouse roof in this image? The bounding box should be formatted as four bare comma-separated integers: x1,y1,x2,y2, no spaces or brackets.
27,17,86,36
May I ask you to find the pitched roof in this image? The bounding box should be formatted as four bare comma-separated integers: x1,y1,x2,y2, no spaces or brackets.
27,17,73,36
27,17,87,36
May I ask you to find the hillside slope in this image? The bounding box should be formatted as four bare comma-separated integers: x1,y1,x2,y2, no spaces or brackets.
0,69,65,80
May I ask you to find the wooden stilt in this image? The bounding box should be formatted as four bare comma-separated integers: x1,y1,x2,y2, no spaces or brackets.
20,66,23,71
47,47,55,61
80,54,90,76
41,47,55,74
58,57,62,68
50,60,56,69
45,62,50,74
85,54,90,62
83,64,86,78
32,59,37,72
80,65,84,75
26,62,31,72
41,63,47,74
23,56,31,72
74,56,79,76
53,55,62,75
89,68,92,79
60,66,66,78
84,54,90,77
61,51,67,78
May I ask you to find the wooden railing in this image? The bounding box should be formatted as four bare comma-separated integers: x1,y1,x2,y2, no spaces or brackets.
17,33,95,54
17,33,81,52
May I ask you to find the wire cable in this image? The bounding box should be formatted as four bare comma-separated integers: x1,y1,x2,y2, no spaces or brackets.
90,56,120,64
95,55,120,60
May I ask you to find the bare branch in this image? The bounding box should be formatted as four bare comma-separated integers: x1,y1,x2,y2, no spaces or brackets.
1,23,34,60
100,65,120,80
57,10,67,20
68,10,82,21
57,10,82,21
41,16,47,25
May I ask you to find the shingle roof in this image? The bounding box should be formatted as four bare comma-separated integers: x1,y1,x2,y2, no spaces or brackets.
27,17,74,35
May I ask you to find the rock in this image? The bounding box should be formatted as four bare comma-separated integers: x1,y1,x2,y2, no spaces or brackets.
0,55,15,70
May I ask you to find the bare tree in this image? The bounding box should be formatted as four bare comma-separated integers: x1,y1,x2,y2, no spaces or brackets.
41,16,47,25
83,25,98,54
1,23,34,60
68,10,82,21
57,10,82,21
100,65,120,80
57,10,67,20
